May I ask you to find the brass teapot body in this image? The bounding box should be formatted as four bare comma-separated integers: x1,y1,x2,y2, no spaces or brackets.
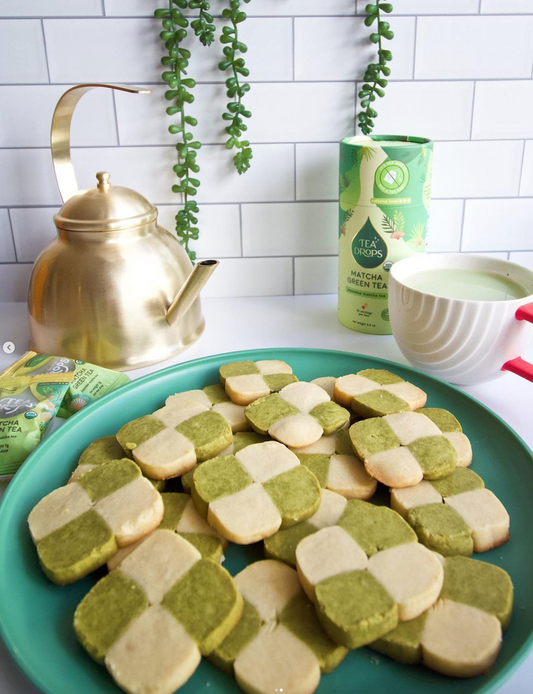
28,84,217,371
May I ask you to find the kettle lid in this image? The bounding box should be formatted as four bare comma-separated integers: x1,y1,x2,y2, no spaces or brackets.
54,171,157,232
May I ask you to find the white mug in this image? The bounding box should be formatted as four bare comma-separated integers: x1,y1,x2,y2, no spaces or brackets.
388,253,533,385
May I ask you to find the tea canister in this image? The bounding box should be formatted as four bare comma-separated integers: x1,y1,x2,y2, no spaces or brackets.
338,135,433,335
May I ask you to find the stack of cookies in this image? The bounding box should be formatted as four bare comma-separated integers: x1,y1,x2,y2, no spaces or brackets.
27,359,513,694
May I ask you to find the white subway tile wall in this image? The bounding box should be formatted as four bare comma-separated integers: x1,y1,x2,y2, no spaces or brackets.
1,3,533,301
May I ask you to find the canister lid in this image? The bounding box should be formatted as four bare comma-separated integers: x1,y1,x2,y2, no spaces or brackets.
341,135,432,149
54,171,157,231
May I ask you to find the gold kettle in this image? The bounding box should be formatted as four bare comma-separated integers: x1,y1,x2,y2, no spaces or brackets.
28,84,218,371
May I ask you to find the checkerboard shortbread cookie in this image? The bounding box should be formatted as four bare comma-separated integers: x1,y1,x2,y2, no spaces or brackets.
191,441,321,544
220,360,298,406
245,382,350,449
295,501,444,648
391,467,510,555
180,431,270,493
294,429,377,500
28,458,164,584
108,492,228,569
209,560,347,694
371,555,513,678
116,397,233,479
74,530,243,694
334,369,427,418
69,436,166,491
350,409,472,488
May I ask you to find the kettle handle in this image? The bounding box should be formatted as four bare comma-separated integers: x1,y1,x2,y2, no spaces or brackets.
50,84,151,203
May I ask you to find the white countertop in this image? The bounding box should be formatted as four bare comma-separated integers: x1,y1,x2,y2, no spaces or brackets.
1,295,532,694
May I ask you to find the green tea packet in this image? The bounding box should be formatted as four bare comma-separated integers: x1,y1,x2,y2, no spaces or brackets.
0,352,130,480
0,354,74,480
57,360,130,418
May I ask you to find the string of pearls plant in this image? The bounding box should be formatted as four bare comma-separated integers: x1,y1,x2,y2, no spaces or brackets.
156,1,394,261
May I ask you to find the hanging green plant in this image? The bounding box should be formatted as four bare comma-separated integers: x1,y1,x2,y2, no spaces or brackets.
155,0,203,262
155,0,252,261
358,2,394,136
218,0,253,174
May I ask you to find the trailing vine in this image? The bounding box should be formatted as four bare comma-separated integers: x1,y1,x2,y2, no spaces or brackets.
358,2,394,136
189,1,216,46
156,0,207,262
219,0,253,174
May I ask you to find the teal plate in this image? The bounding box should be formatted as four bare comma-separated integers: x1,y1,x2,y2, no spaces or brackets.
0,349,532,694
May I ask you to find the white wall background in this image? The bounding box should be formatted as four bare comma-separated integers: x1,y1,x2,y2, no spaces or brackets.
1,0,533,301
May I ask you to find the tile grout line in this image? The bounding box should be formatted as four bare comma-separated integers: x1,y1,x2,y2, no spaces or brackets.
469,81,477,139
4,13,533,19
291,17,295,81
458,199,467,253
238,203,244,257
412,16,418,79
0,249,529,267
40,19,52,84
4,78,533,86
518,140,527,197
101,0,106,17
6,208,18,263
293,143,297,200
292,256,295,296
2,137,532,150
111,90,121,146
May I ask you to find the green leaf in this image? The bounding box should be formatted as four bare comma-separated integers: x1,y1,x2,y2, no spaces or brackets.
184,115,198,126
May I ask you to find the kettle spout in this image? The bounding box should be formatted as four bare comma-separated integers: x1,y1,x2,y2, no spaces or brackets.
166,260,219,327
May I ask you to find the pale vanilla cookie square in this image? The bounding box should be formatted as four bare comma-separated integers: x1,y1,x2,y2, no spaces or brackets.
295,501,443,649
28,459,164,585
293,429,377,500
391,467,510,555
116,398,233,480
209,560,347,694
108,492,228,569
350,409,472,487
74,530,243,694
371,555,513,678
219,360,298,406
245,382,350,449
334,369,427,417
69,435,166,491
191,441,321,544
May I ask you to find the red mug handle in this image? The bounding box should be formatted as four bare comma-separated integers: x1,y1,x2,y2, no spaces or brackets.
501,303,533,382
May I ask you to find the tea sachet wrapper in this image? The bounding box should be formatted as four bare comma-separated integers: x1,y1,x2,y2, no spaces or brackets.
0,352,130,480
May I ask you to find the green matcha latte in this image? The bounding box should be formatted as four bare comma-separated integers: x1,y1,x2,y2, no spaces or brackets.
338,135,433,334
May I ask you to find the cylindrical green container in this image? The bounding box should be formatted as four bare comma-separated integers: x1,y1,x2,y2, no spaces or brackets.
338,134,433,334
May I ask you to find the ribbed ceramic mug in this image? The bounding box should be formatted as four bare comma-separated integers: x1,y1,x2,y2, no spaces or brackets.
388,253,533,385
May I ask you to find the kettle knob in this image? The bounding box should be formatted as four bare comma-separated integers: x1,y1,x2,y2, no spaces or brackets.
96,171,111,192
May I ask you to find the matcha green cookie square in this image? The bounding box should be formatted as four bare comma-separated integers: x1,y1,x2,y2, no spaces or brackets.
407,503,474,556
315,570,397,649
334,369,427,417
74,530,243,694
28,459,164,584
166,384,251,434
220,359,297,406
